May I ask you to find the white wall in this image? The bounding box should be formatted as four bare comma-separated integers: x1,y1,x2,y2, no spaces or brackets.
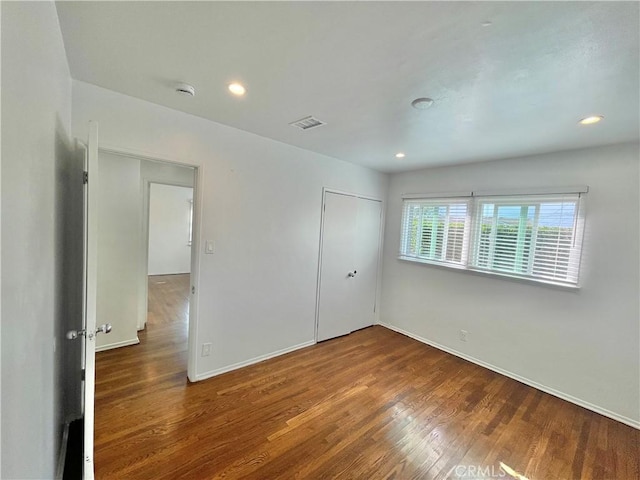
148,184,193,275
140,158,195,187
1,2,76,478
72,80,388,380
96,152,141,350
380,143,640,427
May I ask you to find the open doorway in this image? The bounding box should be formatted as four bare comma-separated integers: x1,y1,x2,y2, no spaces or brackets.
94,149,201,478
92,149,198,368
143,182,194,363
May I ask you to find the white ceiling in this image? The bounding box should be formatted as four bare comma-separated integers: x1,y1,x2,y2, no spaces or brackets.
56,1,639,173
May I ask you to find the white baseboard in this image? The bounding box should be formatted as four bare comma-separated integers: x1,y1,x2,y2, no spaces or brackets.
194,340,316,382
378,322,640,430
95,337,140,352
56,421,70,480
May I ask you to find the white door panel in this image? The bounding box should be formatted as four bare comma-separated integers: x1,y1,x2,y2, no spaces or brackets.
83,121,99,479
317,192,357,342
317,191,382,342
351,198,382,332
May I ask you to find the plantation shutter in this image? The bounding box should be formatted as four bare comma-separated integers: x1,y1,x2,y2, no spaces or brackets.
470,194,583,284
399,188,586,287
400,198,470,265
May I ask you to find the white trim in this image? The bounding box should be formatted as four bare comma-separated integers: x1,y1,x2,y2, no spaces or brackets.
139,179,151,331
187,163,204,382
98,144,198,168
145,178,194,189
402,186,588,200
402,191,472,199
95,337,140,352
322,187,383,203
472,185,589,197
378,322,640,430
55,421,70,480
194,340,315,382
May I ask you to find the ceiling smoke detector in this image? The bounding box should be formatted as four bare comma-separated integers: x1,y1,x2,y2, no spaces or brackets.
411,97,434,110
175,83,196,97
289,116,327,130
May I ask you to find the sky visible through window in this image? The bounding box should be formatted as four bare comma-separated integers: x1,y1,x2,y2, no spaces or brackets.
482,203,576,227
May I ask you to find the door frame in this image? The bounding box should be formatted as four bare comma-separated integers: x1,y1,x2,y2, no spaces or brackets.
98,145,203,382
314,188,385,343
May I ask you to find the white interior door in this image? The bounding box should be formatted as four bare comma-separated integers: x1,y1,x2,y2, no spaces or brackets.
317,192,358,342
82,121,99,479
317,191,382,342
350,198,382,332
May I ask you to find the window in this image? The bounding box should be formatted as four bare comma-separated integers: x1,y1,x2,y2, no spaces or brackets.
399,190,586,286
400,199,470,266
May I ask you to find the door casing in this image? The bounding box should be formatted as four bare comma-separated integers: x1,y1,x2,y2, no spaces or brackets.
97,145,203,382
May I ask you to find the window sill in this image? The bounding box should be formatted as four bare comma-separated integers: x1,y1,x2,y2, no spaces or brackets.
397,255,580,291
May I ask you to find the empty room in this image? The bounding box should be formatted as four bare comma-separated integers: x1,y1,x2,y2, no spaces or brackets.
1,1,639,480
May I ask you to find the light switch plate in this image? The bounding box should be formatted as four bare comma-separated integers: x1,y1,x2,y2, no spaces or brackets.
205,241,214,254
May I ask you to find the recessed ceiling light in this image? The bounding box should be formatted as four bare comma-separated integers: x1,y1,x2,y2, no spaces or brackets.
579,115,604,125
481,21,493,27
395,152,406,159
228,83,246,96
411,97,434,110
175,83,195,97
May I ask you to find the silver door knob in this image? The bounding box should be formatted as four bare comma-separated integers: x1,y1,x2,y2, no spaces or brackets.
66,329,86,340
96,323,112,335
347,270,357,277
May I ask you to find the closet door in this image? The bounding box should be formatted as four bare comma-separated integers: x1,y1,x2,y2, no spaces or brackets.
317,192,357,342
316,192,382,342
350,198,382,332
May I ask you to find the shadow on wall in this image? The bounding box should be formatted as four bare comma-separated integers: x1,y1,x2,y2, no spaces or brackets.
54,114,84,450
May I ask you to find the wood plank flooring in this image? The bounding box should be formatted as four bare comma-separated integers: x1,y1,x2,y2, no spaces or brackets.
95,274,639,479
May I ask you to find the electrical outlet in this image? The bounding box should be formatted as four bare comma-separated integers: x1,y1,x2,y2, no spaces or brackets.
459,330,468,342
201,343,212,357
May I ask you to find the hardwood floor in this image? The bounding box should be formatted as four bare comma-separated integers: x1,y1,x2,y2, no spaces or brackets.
95,274,639,479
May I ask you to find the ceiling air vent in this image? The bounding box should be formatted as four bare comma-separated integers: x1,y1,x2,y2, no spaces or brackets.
289,116,326,130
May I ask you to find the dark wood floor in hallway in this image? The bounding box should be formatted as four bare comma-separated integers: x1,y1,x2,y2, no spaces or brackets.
94,274,639,479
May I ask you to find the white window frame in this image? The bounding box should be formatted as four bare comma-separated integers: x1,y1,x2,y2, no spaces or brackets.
398,187,588,288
